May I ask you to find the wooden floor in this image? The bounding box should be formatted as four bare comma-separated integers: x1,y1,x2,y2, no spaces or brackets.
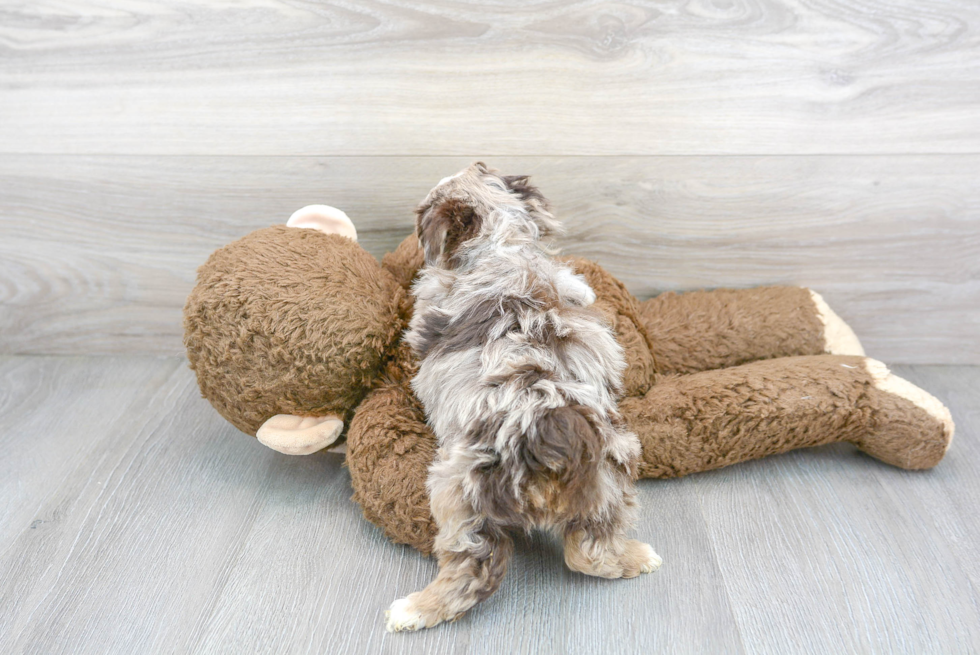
0,355,977,654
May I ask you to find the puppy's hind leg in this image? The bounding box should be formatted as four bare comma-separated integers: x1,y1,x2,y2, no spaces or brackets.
563,495,661,579
385,497,513,632
564,529,661,579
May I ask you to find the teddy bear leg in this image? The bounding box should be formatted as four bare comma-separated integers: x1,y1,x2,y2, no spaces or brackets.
856,358,954,469
620,355,953,478
346,382,438,555
636,287,864,376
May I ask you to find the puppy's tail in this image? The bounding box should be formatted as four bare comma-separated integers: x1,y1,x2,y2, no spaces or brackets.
524,406,601,484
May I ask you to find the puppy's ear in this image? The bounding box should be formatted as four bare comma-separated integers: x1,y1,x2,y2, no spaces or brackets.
416,198,481,267
502,175,544,204
502,175,561,238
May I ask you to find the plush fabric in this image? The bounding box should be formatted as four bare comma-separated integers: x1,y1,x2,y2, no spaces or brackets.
638,286,827,376
623,354,949,479
183,226,406,434
184,230,954,556
347,381,437,552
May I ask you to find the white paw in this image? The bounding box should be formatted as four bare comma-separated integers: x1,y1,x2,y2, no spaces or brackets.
385,597,425,633
639,543,663,573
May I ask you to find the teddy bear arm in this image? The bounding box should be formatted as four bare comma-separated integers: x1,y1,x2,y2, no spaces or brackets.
557,256,657,397
621,354,953,479
381,233,425,292
346,381,438,555
637,286,864,376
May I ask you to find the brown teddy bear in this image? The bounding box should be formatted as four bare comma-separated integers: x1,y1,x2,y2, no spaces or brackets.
183,205,955,555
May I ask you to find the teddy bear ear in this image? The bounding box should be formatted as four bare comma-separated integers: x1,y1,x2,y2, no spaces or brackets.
256,414,345,455
287,205,358,241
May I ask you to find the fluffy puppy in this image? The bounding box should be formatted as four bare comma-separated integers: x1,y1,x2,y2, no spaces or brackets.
386,163,661,632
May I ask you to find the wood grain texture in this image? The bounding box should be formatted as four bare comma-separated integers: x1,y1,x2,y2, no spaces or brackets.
0,356,182,551
881,366,980,596
693,364,980,654
0,356,977,653
1,0,975,650
0,356,267,654
1,154,977,363
0,356,743,655
0,0,978,156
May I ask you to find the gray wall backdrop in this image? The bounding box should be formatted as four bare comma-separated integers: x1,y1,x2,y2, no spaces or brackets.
1,1,978,363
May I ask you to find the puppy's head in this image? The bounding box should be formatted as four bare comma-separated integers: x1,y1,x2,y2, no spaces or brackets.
415,162,560,268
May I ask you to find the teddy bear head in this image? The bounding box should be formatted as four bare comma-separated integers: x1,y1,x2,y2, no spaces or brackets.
183,207,408,454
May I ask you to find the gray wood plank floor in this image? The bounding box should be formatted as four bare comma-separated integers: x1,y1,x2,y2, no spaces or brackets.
1,356,977,654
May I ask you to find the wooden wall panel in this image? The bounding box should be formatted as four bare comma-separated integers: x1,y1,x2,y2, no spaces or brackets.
0,0,978,155
1,155,976,362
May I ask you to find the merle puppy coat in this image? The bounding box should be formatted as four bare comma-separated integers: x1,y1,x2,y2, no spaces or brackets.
385,163,660,632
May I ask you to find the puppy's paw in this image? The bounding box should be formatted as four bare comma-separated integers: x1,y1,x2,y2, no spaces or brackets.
565,534,663,579
621,539,662,578
385,597,426,633
636,542,663,574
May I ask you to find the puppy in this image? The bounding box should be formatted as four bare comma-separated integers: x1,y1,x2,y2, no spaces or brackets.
386,163,661,632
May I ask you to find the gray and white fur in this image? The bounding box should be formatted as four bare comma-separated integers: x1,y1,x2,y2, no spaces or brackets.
385,163,661,632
